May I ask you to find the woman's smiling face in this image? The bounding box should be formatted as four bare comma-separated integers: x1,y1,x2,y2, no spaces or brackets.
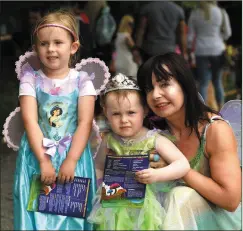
146,65,185,120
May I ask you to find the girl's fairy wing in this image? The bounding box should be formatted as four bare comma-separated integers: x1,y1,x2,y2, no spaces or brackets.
2,51,40,151
90,120,102,159
2,107,24,151
15,51,40,78
75,58,110,95
220,100,242,163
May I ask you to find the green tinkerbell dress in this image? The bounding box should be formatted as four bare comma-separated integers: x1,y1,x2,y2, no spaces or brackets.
88,130,167,230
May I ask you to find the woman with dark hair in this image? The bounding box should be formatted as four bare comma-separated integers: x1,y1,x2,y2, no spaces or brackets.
136,52,241,230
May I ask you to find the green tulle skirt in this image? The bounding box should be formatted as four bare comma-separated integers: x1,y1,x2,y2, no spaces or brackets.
88,184,241,230
88,185,165,230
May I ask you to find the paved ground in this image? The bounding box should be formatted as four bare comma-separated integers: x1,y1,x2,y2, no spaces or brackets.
1,143,17,230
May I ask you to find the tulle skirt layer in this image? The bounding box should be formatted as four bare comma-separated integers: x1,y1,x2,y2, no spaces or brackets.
89,184,241,230
88,185,165,230
161,186,242,230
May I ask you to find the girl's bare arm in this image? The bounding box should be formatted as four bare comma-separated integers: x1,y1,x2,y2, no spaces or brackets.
136,135,190,183
20,96,56,184
67,95,95,161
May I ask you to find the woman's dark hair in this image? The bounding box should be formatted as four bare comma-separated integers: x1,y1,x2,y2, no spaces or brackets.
137,52,218,142
50,106,63,116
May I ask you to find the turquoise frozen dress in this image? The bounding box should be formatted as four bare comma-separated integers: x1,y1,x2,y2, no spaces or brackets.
88,130,166,230
13,67,97,230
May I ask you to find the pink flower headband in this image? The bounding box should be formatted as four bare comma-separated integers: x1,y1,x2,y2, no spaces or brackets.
34,24,78,41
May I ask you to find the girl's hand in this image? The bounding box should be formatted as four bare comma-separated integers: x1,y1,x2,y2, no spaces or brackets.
57,157,77,184
135,168,158,184
40,159,56,185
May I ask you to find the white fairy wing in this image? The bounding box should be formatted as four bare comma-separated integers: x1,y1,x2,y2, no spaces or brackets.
15,51,40,79
90,120,102,159
2,107,24,151
2,51,39,151
220,100,242,164
75,58,110,95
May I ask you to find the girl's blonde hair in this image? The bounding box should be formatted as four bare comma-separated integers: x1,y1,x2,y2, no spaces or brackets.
118,15,134,34
33,9,80,66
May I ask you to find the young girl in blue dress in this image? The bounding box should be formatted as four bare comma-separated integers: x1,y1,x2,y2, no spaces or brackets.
13,10,97,230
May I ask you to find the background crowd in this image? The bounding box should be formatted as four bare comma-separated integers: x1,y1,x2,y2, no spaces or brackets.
0,1,242,128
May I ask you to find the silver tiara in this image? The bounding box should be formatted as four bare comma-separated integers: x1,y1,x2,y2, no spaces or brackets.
103,73,140,94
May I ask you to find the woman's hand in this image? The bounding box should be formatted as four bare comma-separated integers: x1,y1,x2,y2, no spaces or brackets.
149,153,168,169
135,168,159,184
57,157,77,184
40,159,56,185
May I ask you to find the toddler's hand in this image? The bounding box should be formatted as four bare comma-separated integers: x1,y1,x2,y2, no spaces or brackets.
58,157,77,184
40,159,56,185
135,168,158,184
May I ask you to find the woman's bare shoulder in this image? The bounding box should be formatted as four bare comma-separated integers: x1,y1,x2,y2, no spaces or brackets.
205,113,237,158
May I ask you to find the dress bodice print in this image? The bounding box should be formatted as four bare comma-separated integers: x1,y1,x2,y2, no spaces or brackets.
36,82,79,141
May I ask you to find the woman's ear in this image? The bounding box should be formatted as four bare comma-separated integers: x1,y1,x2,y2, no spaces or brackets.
71,41,80,55
32,45,36,52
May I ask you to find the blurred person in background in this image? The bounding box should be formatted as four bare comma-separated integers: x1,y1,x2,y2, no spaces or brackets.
12,7,43,53
114,15,138,79
72,1,94,59
187,1,232,109
133,1,187,63
92,2,116,66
